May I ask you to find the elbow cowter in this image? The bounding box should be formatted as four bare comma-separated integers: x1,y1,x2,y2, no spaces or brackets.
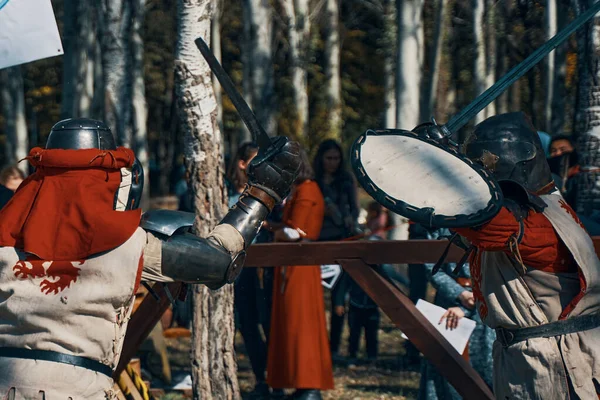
140,193,271,289
140,209,246,289
161,233,245,289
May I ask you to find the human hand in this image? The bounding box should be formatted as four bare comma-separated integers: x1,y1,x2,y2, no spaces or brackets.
334,305,345,316
458,290,475,310
439,307,465,330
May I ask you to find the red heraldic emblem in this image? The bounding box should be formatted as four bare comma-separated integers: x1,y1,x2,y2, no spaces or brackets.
13,258,83,295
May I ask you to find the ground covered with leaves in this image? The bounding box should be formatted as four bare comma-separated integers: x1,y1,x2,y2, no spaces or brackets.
151,313,421,400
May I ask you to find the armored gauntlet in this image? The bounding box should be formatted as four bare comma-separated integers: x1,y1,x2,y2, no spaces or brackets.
144,138,301,290
221,137,301,247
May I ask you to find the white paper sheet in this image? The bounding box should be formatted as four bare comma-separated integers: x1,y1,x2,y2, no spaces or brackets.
0,0,64,69
412,299,477,355
321,264,342,289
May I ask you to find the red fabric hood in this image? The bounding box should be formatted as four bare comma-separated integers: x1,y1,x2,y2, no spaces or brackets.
0,147,142,260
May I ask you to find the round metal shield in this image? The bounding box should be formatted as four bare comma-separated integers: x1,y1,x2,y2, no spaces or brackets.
351,129,504,228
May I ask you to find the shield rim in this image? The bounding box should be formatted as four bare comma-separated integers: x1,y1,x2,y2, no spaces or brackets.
350,129,504,228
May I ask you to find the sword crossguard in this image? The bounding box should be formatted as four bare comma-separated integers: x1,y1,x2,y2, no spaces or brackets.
251,136,289,165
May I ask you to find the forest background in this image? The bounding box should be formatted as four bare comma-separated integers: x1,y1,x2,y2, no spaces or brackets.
0,0,583,204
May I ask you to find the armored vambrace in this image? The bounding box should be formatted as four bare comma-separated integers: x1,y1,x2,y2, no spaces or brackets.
141,187,271,289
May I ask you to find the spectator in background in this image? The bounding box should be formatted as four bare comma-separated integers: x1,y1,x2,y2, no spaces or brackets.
547,135,580,205
267,149,334,400
0,165,25,192
417,229,494,400
0,166,25,210
0,185,12,210
338,202,391,366
313,139,359,360
225,142,274,395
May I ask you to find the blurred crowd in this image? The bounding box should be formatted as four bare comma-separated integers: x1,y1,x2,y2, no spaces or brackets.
0,129,589,400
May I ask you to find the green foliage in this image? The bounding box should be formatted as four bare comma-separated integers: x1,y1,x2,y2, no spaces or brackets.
0,0,583,185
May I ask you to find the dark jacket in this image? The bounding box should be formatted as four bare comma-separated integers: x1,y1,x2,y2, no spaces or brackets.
334,235,391,309
317,172,359,240
0,185,13,210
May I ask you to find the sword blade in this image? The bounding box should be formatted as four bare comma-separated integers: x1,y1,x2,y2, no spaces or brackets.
195,37,272,150
444,1,600,134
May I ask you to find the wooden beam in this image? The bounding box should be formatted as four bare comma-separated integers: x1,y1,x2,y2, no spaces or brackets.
245,237,600,267
245,239,465,266
339,258,494,400
114,282,184,378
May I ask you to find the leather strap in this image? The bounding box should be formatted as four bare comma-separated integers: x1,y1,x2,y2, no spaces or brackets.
245,185,277,211
0,347,113,377
496,313,600,347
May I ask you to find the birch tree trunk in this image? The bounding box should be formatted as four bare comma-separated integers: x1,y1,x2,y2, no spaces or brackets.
1,66,28,172
175,1,239,399
324,0,342,139
484,0,496,118
280,0,310,138
551,0,568,134
131,0,149,210
239,0,254,148
394,0,424,240
420,0,447,122
573,0,600,217
396,0,424,130
98,0,131,145
495,0,509,114
98,0,149,208
473,0,486,124
383,0,396,128
61,0,96,119
544,0,557,132
212,0,224,134
248,0,276,136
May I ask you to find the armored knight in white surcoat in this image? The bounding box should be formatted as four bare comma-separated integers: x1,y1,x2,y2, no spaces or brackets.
453,113,600,399
0,118,301,399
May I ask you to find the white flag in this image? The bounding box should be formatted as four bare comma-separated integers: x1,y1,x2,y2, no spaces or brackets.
0,0,64,69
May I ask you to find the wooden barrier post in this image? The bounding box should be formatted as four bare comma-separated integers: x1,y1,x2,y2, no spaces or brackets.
338,259,494,400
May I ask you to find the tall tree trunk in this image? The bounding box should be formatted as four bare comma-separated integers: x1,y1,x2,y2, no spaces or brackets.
91,40,105,120
247,0,276,136
131,0,149,210
544,0,558,132
473,0,486,124
420,0,447,122
324,0,342,139
61,0,96,119
239,0,254,149
551,0,568,134
383,0,396,128
396,0,424,130
98,0,149,208
573,0,600,217
483,0,496,118
175,1,239,399
1,66,28,173
394,0,424,240
98,0,131,145
212,0,224,135
495,0,509,114
280,0,310,139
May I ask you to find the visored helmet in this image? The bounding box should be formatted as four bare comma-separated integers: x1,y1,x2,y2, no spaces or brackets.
45,118,143,211
463,112,554,207
46,118,117,150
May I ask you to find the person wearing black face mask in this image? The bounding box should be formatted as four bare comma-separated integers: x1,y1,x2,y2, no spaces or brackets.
547,135,580,207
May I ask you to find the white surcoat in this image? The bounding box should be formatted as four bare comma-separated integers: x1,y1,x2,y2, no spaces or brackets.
472,193,600,399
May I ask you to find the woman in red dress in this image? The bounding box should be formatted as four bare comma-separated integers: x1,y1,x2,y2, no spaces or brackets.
267,150,334,400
